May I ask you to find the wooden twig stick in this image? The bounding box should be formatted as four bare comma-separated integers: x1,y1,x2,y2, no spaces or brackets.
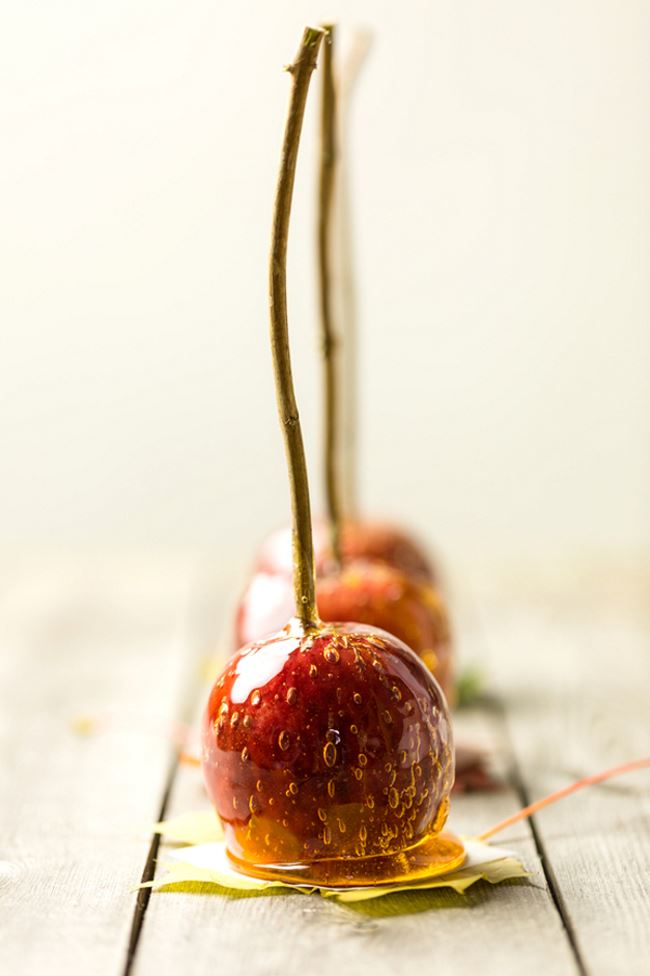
269,26,326,629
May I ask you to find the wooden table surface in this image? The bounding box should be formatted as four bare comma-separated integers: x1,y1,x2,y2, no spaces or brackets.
1,554,648,976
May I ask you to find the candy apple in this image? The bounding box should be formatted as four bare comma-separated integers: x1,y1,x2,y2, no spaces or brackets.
202,27,461,887
203,620,459,886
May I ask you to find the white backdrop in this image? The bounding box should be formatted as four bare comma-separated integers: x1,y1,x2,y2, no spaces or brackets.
1,1,648,576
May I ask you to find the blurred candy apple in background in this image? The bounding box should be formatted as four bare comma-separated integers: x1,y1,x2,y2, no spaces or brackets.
235,559,453,701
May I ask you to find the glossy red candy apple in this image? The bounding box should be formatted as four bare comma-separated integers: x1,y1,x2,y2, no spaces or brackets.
255,518,434,582
234,561,454,702
202,621,460,886
204,27,462,887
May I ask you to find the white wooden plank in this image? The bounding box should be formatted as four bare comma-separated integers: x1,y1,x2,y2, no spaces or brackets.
0,555,195,976
478,562,650,976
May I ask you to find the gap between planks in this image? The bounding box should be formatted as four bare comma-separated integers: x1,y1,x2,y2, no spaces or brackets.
122,756,178,976
0,556,203,976
122,565,232,976
495,702,589,976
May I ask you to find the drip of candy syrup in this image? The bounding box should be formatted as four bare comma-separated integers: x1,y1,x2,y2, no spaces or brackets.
202,621,463,886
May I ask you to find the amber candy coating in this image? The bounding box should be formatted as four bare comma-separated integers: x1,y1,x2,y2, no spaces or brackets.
234,561,454,703
255,519,434,582
202,622,458,886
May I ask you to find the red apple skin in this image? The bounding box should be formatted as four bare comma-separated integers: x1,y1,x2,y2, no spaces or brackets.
255,519,434,583
202,621,455,881
234,561,454,703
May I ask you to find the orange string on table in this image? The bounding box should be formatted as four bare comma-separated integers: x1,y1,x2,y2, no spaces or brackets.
478,756,650,842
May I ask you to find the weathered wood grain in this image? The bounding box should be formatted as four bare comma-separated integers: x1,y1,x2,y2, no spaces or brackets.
479,571,650,976
4,556,647,976
0,556,196,976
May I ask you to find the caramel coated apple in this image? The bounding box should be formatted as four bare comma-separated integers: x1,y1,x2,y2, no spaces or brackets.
202,621,459,886
255,519,434,582
234,562,454,702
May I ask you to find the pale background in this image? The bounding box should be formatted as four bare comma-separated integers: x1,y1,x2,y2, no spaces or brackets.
1,1,648,582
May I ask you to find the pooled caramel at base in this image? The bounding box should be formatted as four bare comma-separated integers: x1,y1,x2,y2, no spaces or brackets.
226,830,465,888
